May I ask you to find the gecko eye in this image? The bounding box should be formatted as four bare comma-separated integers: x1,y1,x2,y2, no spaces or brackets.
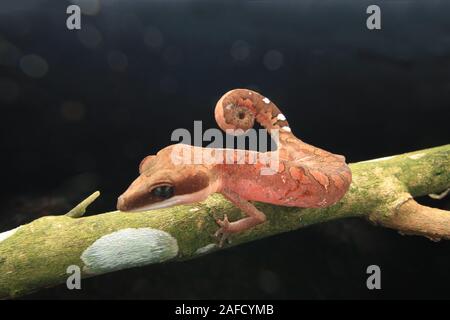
151,185,174,199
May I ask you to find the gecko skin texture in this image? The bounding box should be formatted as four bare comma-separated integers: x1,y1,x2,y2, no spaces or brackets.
117,89,352,245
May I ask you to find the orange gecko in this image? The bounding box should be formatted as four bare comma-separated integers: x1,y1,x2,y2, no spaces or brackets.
117,89,352,245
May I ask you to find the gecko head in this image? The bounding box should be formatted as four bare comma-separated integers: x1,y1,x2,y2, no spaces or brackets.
117,145,219,212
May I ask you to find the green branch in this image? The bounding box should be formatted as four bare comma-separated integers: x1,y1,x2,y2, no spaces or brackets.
0,145,449,298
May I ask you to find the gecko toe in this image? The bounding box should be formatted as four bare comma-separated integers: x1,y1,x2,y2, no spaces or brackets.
216,214,230,228
215,229,230,247
215,214,232,247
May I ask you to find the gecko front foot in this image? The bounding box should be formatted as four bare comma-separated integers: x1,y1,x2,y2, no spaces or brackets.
215,214,232,247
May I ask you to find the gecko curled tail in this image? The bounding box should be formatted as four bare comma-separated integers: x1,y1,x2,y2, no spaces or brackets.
215,88,291,135
214,89,352,208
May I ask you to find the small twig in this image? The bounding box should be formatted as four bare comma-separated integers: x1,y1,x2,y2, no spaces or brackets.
429,188,450,200
65,191,100,218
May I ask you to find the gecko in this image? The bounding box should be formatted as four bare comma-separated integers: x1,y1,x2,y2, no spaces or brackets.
117,89,352,245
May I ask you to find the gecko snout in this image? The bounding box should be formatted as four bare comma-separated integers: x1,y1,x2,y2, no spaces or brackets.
117,195,127,212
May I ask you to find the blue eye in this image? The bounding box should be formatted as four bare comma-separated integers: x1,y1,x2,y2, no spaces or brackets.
151,185,174,199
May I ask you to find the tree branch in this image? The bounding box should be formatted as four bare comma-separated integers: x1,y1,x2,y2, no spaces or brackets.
0,145,448,298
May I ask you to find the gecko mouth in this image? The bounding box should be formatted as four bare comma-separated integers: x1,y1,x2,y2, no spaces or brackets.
125,196,184,212
118,184,218,213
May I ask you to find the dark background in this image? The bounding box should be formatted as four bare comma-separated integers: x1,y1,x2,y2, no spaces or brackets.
0,0,449,299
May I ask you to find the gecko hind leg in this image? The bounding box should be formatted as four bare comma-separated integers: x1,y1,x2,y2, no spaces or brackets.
215,189,267,246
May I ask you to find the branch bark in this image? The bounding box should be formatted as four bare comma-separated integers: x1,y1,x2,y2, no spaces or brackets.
0,145,448,299
375,198,450,241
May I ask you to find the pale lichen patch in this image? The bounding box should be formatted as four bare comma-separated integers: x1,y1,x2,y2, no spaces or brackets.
81,228,178,275
0,227,20,244
195,243,218,255
362,155,395,163
408,153,425,160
